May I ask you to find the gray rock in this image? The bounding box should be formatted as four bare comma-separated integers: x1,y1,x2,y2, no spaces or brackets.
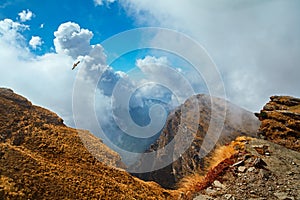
213,180,226,189
248,166,256,172
274,192,294,200
205,187,216,195
238,166,247,173
224,194,233,199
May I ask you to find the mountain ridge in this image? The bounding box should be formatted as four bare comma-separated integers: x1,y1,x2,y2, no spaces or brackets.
132,94,260,189
0,88,174,199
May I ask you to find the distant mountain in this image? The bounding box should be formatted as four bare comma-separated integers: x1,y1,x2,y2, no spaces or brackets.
131,94,260,188
0,88,174,199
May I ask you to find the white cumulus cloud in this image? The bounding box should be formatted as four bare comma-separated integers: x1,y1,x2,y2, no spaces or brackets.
0,18,29,46
18,9,34,22
54,22,94,59
29,36,43,49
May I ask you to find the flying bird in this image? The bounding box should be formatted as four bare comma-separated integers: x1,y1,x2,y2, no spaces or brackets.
72,61,81,70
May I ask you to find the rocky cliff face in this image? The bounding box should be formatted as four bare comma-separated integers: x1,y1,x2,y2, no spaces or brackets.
132,94,260,189
256,95,300,152
0,88,174,199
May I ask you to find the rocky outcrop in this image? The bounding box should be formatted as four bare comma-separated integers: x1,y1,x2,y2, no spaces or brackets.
132,94,260,189
193,138,300,200
0,88,174,199
256,95,300,152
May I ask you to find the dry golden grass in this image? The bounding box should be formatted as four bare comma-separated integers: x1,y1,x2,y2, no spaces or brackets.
258,96,300,152
289,105,300,113
0,88,175,199
208,136,251,169
177,136,252,199
177,173,205,199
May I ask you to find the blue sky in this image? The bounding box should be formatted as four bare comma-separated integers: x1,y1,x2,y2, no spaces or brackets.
0,0,136,55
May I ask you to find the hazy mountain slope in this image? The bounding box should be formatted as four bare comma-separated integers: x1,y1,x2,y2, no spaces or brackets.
132,94,260,189
0,88,174,199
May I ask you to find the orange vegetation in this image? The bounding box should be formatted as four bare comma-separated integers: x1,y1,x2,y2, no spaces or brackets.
0,88,176,199
177,136,251,199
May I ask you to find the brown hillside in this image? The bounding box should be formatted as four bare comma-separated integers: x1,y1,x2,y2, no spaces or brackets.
0,88,174,199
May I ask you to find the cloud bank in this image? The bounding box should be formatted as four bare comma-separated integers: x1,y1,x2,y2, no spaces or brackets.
119,0,300,111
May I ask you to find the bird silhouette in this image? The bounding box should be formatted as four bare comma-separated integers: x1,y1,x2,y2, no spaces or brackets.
72,61,80,70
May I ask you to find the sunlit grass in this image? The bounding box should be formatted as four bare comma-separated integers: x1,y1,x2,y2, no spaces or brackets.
176,136,252,199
